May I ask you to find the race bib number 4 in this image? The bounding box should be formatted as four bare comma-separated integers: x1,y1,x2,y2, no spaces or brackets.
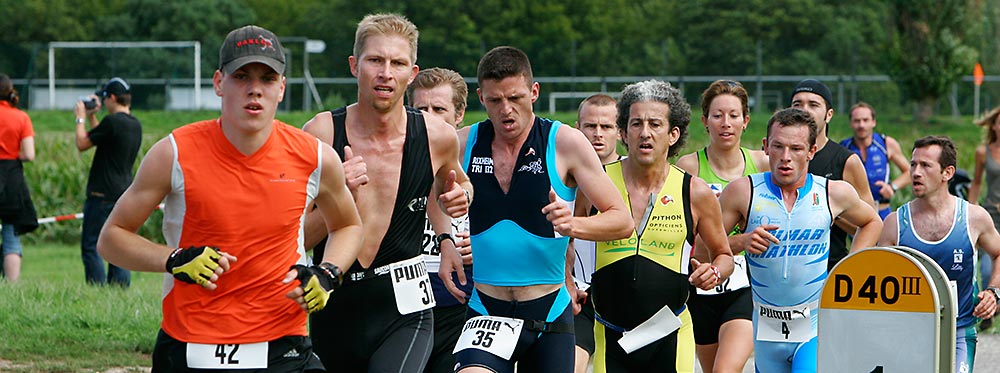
187,342,267,369
391,256,436,314
755,302,814,342
453,316,524,360
697,255,750,295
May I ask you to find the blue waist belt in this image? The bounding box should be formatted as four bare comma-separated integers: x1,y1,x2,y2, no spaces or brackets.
594,304,687,334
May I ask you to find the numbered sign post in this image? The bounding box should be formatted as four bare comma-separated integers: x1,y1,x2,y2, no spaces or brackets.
818,247,955,373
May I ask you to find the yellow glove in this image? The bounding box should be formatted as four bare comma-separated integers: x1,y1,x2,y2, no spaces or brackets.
291,263,343,313
166,246,222,286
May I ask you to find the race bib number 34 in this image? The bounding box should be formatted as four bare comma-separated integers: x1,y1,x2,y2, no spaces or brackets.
755,302,814,342
187,342,267,369
391,256,436,314
453,316,524,360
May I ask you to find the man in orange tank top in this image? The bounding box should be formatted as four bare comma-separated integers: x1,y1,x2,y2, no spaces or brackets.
98,25,364,372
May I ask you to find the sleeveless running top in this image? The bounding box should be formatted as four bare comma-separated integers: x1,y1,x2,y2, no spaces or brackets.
695,147,756,294
745,172,832,310
896,197,978,328
462,117,576,286
591,162,693,329
312,107,434,272
697,147,759,197
984,147,1000,207
809,141,852,269
162,119,320,343
840,134,891,204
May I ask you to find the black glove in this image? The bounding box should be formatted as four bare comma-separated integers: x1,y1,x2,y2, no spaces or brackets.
291,262,343,313
166,246,222,286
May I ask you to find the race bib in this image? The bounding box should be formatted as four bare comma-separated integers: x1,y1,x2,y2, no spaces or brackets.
697,255,750,295
187,342,268,369
390,256,436,314
453,316,524,360
754,301,814,342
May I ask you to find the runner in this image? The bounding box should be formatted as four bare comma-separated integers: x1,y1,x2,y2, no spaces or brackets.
676,79,766,373
300,14,472,372
97,25,364,372
838,102,910,219
718,108,881,373
443,46,634,373
878,135,1000,373
585,79,735,373
571,93,621,373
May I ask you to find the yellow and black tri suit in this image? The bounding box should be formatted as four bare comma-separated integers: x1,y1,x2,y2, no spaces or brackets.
591,162,695,373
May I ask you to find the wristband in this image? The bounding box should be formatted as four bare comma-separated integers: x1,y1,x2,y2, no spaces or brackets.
890,184,899,192
75,118,85,125
463,188,472,206
710,265,721,283
317,262,345,289
434,232,455,248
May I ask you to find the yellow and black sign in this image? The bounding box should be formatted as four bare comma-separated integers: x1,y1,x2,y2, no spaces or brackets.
821,249,935,313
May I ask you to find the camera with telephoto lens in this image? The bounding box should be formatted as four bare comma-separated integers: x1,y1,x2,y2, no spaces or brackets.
79,96,97,110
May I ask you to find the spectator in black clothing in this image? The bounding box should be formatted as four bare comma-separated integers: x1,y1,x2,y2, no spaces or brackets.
74,77,142,287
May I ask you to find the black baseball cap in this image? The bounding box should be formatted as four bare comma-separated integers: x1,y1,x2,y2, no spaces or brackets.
96,77,130,98
791,79,833,109
219,25,286,74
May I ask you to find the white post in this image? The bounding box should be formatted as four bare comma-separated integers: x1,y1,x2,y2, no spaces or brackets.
48,44,55,109
974,84,981,119
194,41,201,110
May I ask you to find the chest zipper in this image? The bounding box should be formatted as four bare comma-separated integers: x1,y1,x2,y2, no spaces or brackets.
633,193,656,282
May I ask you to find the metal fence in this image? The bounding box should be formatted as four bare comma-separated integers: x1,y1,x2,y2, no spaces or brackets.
12,74,1000,118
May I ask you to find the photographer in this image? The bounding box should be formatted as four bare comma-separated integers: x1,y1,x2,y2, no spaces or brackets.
73,77,141,287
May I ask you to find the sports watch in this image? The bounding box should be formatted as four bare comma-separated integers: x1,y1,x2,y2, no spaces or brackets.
433,233,455,248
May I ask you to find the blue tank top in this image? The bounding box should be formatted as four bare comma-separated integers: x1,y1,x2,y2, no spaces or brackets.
896,197,978,328
840,134,890,204
745,173,832,309
463,117,576,286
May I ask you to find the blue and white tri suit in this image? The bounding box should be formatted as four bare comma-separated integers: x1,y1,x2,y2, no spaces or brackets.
895,197,979,373
455,117,576,373
744,173,831,373
840,134,892,219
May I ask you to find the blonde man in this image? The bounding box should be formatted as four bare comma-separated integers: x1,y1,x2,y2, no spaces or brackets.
302,14,472,372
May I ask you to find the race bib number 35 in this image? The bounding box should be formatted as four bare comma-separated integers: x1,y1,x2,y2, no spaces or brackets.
391,256,436,314
755,302,814,342
453,316,524,360
187,342,267,369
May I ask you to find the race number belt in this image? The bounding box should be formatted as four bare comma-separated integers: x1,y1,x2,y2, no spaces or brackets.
389,256,436,314
754,300,817,343
453,315,524,360
187,342,268,369
696,255,750,295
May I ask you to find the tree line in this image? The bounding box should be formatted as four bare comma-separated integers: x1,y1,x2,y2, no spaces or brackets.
1,0,997,121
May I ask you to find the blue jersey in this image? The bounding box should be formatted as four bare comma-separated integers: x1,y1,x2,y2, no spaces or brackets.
745,173,832,311
840,134,890,204
896,197,978,328
463,117,576,287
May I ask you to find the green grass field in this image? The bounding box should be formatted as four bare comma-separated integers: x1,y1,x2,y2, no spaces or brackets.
0,243,161,372
0,107,991,371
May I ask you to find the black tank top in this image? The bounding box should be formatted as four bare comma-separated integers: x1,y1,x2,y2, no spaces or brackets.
808,141,853,270
311,107,434,272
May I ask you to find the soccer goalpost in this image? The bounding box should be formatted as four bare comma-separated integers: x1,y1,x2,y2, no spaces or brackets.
47,41,201,109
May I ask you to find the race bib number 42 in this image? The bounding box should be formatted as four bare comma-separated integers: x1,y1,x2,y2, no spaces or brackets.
187,342,267,369
755,302,814,342
453,316,524,360
391,256,436,314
